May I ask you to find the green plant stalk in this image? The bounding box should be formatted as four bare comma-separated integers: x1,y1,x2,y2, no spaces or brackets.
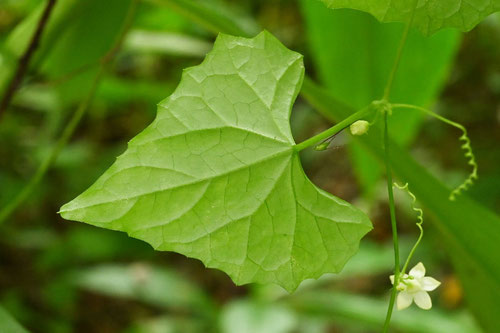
401,222,423,276
0,0,138,225
294,106,373,151
381,1,418,330
382,111,400,333
382,1,418,101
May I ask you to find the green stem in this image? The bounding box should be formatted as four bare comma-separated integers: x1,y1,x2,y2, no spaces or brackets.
382,111,400,333
0,0,138,225
294,106,373,152
382,1,418,101
401,222,423,275
381,2,418,330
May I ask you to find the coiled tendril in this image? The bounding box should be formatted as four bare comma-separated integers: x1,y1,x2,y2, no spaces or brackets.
391,104,478,201
449,129,478,200
393,182,423,275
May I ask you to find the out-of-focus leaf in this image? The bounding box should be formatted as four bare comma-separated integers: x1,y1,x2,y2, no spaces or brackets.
289,291,480,333
220,300,296,333
0,0,133,105
125,30,211,57
73,263,215,316
300,2,460,196
319,0,500,35
146,0,259,37
36,226,153,271
96,76,175,106
60,31,372,292
126,316,206,333
134,2,192,32
38,0,133,104
0,306,29,333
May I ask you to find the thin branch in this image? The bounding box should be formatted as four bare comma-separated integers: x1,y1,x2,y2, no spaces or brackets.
382,0,418,101
382,110,400,333
0,0,139,225
0,0,58,119
382,1,419,331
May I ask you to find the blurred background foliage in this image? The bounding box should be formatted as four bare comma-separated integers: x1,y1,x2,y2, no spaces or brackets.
0,0,499,332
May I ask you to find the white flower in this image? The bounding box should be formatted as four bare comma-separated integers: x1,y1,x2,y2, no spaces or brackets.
350,120,370,135
390,262,441,310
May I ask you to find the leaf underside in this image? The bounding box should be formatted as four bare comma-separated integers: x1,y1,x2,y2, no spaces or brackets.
321,0,500,35
60,31,372,292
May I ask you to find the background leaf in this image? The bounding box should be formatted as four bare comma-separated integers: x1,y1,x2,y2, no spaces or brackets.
72,263,215,316
220,300,296,333
60,31,372,292
320,0,500,35
288,291,480,333
1,0,134,105
0,306,29,333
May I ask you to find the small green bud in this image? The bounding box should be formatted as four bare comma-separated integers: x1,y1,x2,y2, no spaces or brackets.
350,120,370,136
314,142,329,151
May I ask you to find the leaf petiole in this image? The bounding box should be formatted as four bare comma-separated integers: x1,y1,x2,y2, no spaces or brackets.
294,106,374,152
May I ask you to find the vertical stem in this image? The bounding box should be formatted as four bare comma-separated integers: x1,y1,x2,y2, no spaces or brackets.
382,1,418,101
382,111,400,333
381,2,418,331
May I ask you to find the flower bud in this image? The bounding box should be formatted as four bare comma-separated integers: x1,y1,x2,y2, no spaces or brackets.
350,120,370,136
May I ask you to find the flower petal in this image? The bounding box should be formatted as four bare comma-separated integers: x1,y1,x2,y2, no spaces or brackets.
414,291,432,310
390,275,395,285
422,277,441,291
397,291,413,310
409,262,426,279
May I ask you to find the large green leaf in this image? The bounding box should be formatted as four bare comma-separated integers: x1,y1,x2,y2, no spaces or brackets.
60,31,372,292
320,0,500,35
